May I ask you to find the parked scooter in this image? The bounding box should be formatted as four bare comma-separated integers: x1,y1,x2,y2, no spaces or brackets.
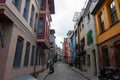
98,67,120,80
49,64,54,74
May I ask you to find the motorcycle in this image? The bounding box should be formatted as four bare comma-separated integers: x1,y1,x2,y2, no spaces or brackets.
99,67,120,80
49,65,54,74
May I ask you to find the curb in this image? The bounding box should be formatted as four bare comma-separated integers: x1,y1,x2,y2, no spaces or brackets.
42,73,49,80
71,67,90,80
38,69,49,80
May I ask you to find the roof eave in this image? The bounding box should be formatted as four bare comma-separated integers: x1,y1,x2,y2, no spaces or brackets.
91,0,104,15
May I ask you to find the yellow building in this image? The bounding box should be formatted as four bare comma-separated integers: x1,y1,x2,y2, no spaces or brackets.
92,0,120,68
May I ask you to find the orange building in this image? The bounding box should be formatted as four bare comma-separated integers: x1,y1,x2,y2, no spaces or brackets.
92,0,120,68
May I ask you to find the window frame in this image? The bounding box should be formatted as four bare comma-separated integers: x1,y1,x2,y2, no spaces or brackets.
40,0,44,8
34,13,38,32
102,46,110,67
87,55,91,66
108,0,118,24
38,18,44,34
99,13,105,33
30,5,35,27
30,46,35,66
23,0,30,20
24,42,31,67
13,36,24,68
12,0,21,11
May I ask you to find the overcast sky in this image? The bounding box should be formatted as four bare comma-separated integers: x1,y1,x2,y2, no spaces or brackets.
51,0,88,48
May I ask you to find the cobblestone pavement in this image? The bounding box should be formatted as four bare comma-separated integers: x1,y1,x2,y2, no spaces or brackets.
43,62,88,80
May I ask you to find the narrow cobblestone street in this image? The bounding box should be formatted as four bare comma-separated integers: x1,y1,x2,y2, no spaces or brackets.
42,62,88,80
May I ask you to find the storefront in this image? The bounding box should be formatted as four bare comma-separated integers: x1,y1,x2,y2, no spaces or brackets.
98,34,120,68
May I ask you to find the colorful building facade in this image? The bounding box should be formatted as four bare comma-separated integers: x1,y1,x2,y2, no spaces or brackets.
63,38,68,63
67,30,74,64
92,0,120,68
70,31,76,66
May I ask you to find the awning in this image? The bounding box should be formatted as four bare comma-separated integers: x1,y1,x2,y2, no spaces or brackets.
15,74,37,80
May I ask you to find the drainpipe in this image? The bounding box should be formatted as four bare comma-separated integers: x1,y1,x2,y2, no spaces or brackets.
33,35,37,77
0,23,4,48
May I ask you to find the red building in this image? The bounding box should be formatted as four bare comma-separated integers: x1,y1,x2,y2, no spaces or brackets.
63,38,68,63
37,0,55,68
37,0,55,48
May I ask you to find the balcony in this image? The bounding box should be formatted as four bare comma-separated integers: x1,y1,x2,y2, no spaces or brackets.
37,34,49,49
0,9,13,23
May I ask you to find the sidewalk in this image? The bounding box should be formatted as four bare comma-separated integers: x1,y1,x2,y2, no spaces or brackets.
37,68,49,80
71,67,98,80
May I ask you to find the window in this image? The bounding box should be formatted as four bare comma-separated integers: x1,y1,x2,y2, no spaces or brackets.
12,0,21,10
87,55,91,66
24,42,30,66
82,24,84,29
50,42,53,45
114,41,120,67
35,49,39,65
40,0,44,8
102,47,110,67
87,12,90,20
38,52,41,65
13,36,24,68
115,45,120,67
30,6,35,27
109,0,118,24
99,14,105,33
30,46,35,66
23,0,30,20
38,18,43,34
34,14,38,32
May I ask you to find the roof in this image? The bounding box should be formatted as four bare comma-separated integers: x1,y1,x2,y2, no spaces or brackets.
91,0,104,15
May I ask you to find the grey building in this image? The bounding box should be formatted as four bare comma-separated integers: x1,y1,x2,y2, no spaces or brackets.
83,1,99,77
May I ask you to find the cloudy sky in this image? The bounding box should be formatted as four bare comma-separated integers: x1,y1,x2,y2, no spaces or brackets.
51,0,88,48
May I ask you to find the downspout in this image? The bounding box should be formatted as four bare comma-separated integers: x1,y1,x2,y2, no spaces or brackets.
0,23,4,48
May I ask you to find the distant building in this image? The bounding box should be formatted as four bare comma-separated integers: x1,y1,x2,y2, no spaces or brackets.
67,30,74,64
70,31,76,66
49,29,56,63
63,38,68,63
